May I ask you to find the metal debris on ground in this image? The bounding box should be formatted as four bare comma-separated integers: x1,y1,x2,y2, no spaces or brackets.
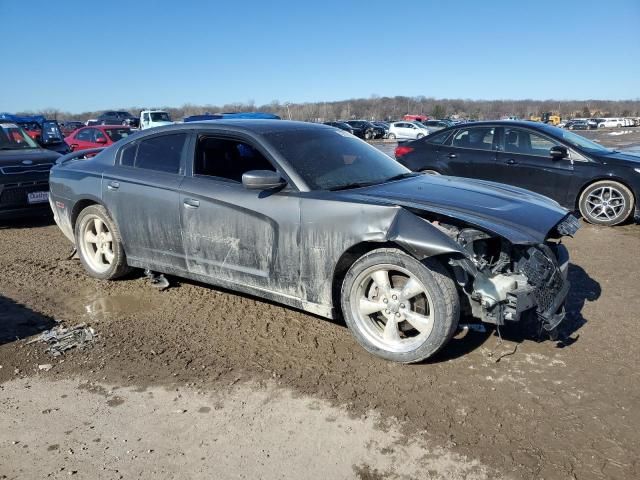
144,269,171,290
28,324,96,356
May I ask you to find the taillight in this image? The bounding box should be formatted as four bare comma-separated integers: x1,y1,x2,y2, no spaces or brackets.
394,145,414,158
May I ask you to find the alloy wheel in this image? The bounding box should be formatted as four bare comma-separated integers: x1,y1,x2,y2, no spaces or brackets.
349,265,434,353
585,186,626,222
80,215,115,273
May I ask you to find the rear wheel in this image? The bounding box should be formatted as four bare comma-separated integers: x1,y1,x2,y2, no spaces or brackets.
75,205,131,279
341,249,459,363
578,180,634,226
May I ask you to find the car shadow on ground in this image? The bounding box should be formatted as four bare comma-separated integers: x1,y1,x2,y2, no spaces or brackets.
0,214,54,230
429,263,601,362
0,294,57,346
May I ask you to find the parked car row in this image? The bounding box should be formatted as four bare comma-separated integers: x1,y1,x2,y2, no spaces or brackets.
559,117,640,130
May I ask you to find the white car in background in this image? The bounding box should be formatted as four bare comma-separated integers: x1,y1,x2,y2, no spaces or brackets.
387,121,431,140
598,118,624,128
139,110,173,130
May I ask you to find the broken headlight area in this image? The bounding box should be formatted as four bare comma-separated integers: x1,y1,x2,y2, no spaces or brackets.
447,227,570,332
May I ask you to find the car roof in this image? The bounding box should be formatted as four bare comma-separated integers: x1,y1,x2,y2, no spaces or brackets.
143,119,334,136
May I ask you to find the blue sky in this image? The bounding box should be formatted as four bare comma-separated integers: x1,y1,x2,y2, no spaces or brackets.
1,0,638,112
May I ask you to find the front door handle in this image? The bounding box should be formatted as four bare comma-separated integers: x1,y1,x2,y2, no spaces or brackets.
448,153,457,159
506,159,517,165
107,181,120,190
183,198,200,209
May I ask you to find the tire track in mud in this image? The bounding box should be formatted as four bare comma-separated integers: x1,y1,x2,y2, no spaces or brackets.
1,221,640,479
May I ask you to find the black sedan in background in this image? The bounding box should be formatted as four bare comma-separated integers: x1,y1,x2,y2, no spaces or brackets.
97,111,139,128
323,121,355,134
395,121,640,226
50,121,577,363
344,120,385,140
564,120,589,130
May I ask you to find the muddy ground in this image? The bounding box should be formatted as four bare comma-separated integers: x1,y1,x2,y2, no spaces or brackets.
1,131,640,479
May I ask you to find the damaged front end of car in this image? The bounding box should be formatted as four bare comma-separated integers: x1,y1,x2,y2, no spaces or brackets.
417,212,580,333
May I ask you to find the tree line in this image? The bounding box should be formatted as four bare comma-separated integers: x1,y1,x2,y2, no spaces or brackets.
19,96,640,123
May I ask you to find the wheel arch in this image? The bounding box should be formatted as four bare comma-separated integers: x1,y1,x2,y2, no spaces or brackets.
574,176,637,211
70,197,103,231
330,210,468,317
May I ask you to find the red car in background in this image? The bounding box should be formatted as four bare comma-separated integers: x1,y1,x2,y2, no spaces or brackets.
65,125,134,151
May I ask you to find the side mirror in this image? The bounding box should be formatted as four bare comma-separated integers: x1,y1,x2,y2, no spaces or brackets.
242,170,286,190
550,145,568,159
95,137,107,144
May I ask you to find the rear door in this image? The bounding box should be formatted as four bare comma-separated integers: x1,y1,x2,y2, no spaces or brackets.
102,132,190,270
493,126,575,204
179,133,301,297
437,126,498,179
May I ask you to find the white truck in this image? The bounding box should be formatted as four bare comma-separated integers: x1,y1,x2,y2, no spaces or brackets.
139,110,173,130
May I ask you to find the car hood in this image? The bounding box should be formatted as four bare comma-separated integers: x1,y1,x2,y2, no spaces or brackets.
598,150,640,167
346,175,572,244
0,148,61,166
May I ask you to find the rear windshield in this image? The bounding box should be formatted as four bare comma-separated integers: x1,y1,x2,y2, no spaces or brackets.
104,128,133,142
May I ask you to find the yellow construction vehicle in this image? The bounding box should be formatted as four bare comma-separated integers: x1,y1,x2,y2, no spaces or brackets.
529,112,561,125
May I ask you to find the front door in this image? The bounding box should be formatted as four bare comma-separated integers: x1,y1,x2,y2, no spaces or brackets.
102,132,189,270
493,127,575,205
179,134,300,296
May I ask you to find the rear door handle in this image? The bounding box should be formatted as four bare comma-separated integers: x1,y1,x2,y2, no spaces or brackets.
107,181,120,190
506,159,517,165
183,198,200,209
448,153,457,159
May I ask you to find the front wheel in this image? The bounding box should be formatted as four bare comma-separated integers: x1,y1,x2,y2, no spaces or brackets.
75,205,131,279
388,133,396,140
341,249,459,363
578,180,634,226
416,133,424,139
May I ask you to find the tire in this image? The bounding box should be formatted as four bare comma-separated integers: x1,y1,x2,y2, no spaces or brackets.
364,130,373,140
75,205,131,280
340,248,459,363
416,133,424,139
388,133,396,140
578,180,634,226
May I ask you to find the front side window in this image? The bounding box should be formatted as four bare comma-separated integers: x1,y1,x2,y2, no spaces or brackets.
194,136,274,183
504,128,559,156
452,127,495,151
104,128,132,142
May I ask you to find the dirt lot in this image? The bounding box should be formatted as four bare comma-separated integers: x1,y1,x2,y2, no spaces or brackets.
1,130,640,479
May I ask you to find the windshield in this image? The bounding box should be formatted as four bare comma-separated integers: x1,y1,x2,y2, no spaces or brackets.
264,128,410,190
150,112,171,122
104,128,133,142
543,126,613,154
0,123,39,149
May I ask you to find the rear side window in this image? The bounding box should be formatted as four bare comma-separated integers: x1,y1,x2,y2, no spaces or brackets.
425,130,452,145
452,127,495,150
120,133,187,173
76,129,93,141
